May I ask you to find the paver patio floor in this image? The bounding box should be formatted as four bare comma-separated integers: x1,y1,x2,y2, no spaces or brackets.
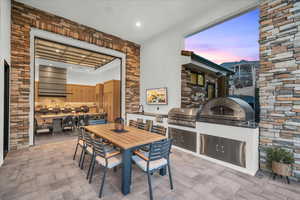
0,139,299,200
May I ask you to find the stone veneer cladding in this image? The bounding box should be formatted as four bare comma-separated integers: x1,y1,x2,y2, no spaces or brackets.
10,1,140,150
181,66,218,108
259,0,300,180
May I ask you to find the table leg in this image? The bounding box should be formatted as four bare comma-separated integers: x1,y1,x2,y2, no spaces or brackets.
122,149,132,195
159,166,167,176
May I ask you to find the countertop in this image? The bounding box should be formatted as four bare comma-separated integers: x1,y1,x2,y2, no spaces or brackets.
127,112,168,118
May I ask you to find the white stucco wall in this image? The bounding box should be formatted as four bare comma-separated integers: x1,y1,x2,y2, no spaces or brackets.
140,0,258,114
0,0,11,166
35,58,121,85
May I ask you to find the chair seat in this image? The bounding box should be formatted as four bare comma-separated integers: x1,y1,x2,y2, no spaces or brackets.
78,139,84,146
95,154,122,169
104,145,118,153
86,146,93,154
86,144,116,155
36,128,51,134
132,152,167,172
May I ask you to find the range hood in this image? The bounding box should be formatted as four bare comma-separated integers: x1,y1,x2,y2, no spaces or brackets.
38,65,68,97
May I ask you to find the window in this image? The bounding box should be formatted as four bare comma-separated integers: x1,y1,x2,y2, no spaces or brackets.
190,71,205,87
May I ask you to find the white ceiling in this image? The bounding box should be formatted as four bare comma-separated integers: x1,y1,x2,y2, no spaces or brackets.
16,0,249,44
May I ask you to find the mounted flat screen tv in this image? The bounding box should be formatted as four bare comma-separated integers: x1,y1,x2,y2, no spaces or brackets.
146,87,168,105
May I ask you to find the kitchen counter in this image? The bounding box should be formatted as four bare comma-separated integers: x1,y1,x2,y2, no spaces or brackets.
126,112,168,127
127,112,168,118
127,111,258,176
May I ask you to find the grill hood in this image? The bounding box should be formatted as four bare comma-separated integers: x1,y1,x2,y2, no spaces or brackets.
168,108,199,128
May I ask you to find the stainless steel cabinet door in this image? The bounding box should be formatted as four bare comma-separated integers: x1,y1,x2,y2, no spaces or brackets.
168,128,196,152
200,135,222,159
200,134,246,168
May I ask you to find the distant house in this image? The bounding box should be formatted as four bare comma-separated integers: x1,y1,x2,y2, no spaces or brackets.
221,60,259,96
181,51,233,108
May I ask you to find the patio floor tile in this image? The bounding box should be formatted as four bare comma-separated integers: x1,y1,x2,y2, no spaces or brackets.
0,139,299,200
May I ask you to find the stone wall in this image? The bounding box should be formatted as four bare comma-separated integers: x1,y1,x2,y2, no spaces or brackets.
259,0,300,180
181,65,218,108
10,1,140,150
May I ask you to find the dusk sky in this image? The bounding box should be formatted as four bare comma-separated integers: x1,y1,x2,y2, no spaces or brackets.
185,9,259,65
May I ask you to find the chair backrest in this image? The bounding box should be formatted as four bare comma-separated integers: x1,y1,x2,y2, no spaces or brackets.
34,118,38,127
34,118,40,131
148,139,172,162
92,139,107,158
63,115,74,126
137,122,150,131
78,127,84,140
146,120,153,130
129,120,138,128
151,125,166,136
90,114,98,120
83,130,93,147
78,115,85,126
52,118,62,132
84,115,90,125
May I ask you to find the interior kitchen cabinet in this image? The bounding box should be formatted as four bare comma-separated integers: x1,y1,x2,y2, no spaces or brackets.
103,80,120,122
95,83,104,112
66,84,96,102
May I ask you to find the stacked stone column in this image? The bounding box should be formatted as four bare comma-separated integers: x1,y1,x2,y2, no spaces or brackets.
259,0,300,180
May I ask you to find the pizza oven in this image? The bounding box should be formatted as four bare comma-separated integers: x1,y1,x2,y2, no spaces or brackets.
197,97,256,128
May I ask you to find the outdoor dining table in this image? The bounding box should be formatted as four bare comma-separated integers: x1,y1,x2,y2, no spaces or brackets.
84,123,167,195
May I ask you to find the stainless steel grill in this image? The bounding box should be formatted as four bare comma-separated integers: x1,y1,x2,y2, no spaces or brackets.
197,97,256,128
168,108,199,128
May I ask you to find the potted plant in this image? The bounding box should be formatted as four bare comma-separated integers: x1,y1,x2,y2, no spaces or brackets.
266,147,294,183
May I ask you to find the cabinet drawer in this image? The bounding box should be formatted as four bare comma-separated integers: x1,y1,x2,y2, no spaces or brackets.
168,127,196,152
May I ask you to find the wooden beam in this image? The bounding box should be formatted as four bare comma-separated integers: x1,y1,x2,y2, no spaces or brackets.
35,38,118,69
36,51,103,67
36,48,104,64
36,41,115,60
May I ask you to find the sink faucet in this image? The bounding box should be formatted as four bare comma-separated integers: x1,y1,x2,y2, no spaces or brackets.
138,104,144,114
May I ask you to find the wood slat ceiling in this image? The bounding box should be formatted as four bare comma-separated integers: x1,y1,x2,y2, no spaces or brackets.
35,38,117,68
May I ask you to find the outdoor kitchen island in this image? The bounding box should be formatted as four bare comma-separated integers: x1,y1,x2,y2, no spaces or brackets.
127,97,259,176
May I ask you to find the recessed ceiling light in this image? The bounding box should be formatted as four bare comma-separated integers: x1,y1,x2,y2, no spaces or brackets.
135,21,142,28
81,55,86,58
55,49,60,53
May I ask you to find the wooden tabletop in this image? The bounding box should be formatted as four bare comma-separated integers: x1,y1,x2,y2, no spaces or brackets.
37,112,102,119
84,124,167,150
